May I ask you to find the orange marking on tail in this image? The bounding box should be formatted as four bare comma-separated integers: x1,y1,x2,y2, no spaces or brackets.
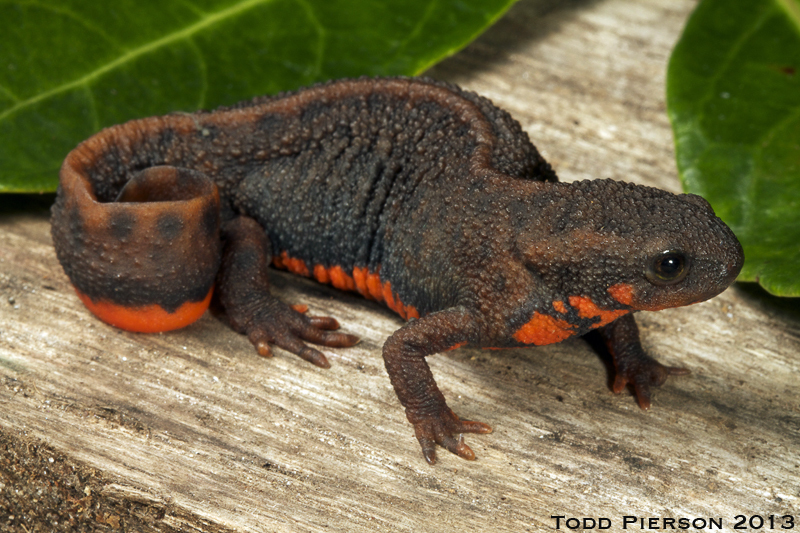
608,283,634,306
553,300,567,314
513,312,576,345
568,295,629,327
75,287,212,333
446,342,467,351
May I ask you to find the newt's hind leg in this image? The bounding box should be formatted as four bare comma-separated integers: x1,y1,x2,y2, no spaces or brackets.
598,314,689,409
383,307,492,464
216,216,358,368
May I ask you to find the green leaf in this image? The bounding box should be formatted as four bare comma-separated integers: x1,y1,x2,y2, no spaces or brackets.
667,0,800,297
0,0,517,193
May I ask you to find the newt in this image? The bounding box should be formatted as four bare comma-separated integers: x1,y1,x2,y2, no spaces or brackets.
51,77,744,464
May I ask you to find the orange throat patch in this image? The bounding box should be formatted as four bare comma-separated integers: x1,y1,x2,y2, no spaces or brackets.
512,285,633,346
512,312,576,345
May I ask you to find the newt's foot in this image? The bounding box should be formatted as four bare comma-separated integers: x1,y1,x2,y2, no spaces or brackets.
407,407,492,464
244,300,359,368
613,355,690,410
598,314,690,410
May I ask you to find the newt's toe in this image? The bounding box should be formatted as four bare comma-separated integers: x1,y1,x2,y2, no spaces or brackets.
240,300,357,367
614,360,690,410
409,407,491,464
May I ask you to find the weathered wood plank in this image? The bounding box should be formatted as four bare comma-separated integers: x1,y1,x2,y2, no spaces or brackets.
2,0,799,531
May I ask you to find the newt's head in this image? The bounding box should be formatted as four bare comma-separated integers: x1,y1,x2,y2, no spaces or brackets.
518,179,744,311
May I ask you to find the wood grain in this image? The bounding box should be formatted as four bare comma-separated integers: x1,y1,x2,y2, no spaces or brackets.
2,0,799,531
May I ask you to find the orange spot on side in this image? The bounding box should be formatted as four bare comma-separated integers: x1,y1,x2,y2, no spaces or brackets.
404,304,420,320
608,283,634,306
446,341,467,351
366,271,383,301
291,304,309,314
313,264,330,284
373,279,418,320
382,280,397,313
352,266,370,298
271,253,419,320
278,251,309,277
75,286,212,333
327,266,345,289
328,265,356,292
568,295,629,328
512,312,576,345
553,300,567,314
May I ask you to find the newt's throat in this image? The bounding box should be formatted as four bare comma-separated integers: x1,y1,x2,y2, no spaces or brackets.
513,285,633,346
512,312,576,345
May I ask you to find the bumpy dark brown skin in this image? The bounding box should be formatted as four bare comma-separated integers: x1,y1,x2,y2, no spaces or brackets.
51,77,744,464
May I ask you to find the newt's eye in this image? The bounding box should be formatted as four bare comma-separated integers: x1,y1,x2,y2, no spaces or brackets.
646,250,689,285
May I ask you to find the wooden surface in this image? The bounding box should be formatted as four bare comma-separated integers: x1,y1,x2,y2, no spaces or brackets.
2,0,800,531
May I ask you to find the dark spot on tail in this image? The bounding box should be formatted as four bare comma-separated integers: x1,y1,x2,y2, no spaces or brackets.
157,212,184,241
65,203,87,248
109,211,135,241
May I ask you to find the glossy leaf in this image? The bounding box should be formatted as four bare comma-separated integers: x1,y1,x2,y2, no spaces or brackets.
667,0,800,296
0,0,517,193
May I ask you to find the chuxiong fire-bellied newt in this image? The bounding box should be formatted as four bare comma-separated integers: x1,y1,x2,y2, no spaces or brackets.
51,77,744,464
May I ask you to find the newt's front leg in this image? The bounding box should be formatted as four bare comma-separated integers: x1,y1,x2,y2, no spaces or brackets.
216,216,359,367
383,307,492,464
598,314,690,409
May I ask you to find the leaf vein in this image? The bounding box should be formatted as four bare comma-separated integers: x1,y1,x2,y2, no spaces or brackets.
393,0,439,61
758,101,800,153
22,1,124,50
185,37,209,109
775,0,800,34
82,84,100,132
695,4,775,113
0,0,278,123
691,3,775,235
0,83,20,104
175,0,207,17
294,0,326,77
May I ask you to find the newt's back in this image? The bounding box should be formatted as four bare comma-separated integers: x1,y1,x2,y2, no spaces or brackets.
217,78,557,273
